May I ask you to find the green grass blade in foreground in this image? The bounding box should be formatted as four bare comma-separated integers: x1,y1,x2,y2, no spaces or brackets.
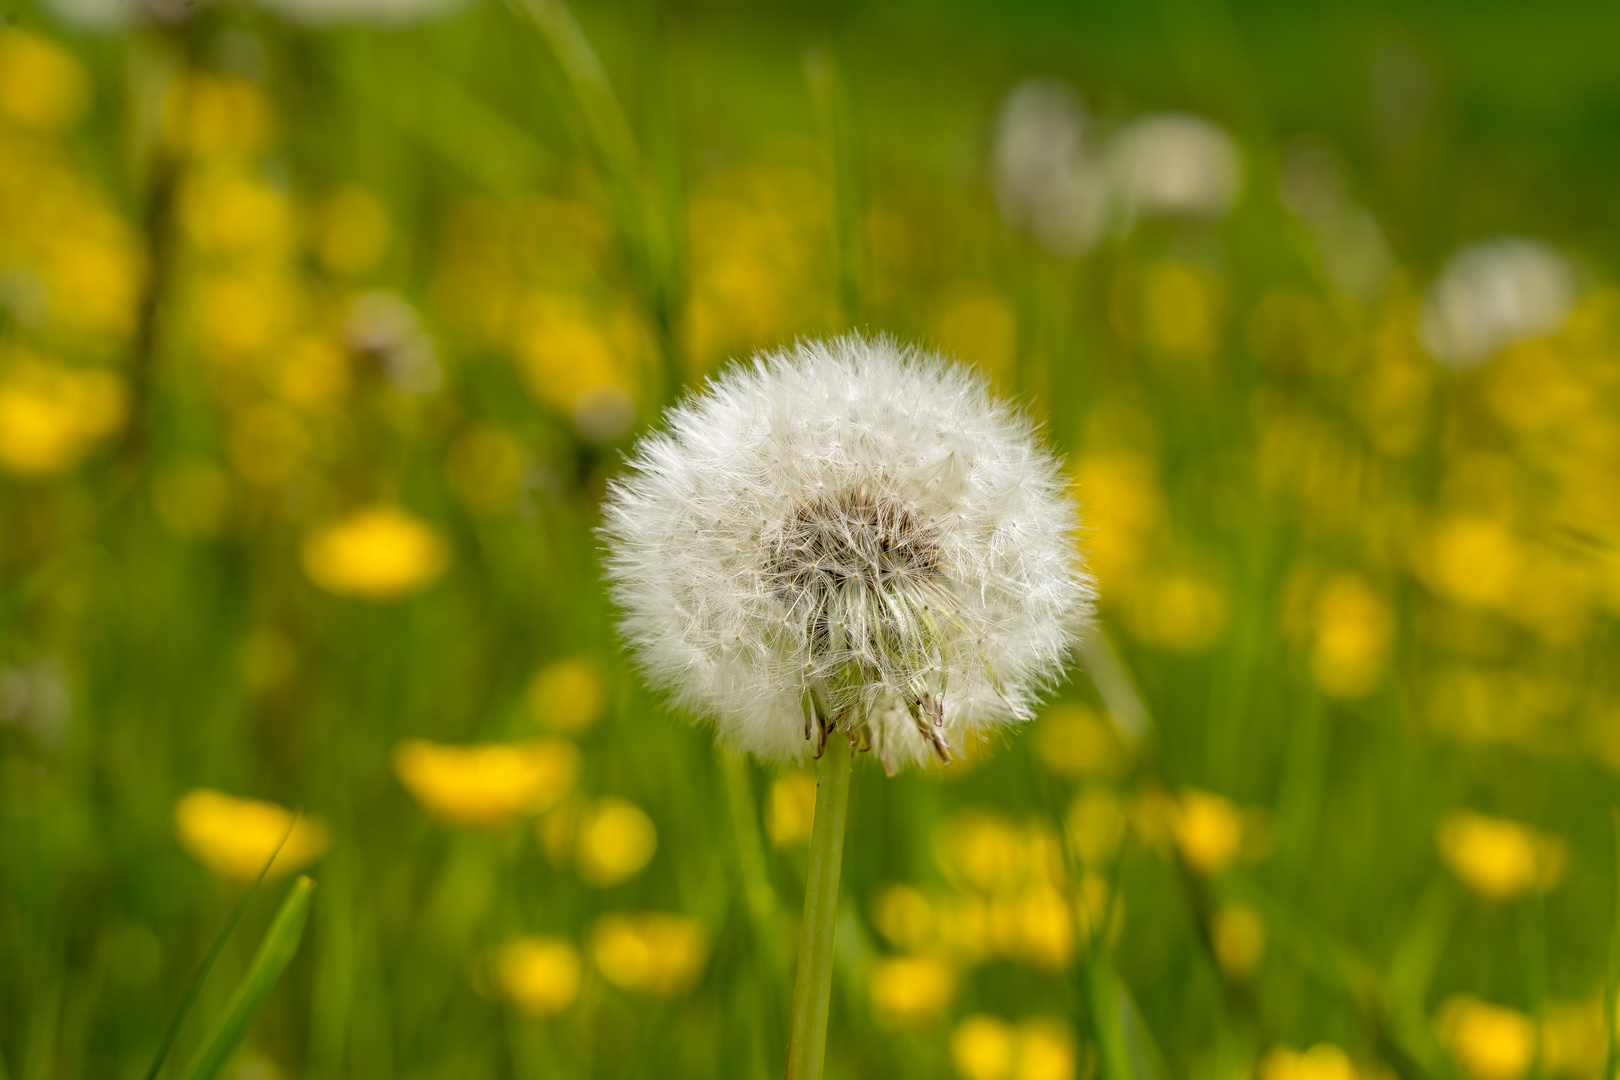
1604,809,1620,1080
182,876,316,1080
1087,959,1169,1080
786,736,853,1080
143,813,303,1080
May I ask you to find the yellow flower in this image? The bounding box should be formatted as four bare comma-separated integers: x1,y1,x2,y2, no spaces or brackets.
1140,260,1224,361
495,936,582,1016
1424,518,1520,609
1310,574,1394,699
173,789,329,880
870,955,956,1028
1034,704,1125,780
1015,1018,1079,1080
1437,810,1566,900
1128,572,1228,653
1170,788,1245,876
314,185,392,278
766,772,818,847
576,798,657,887
392,738,579,828
1438,996,1536,1080
589,913,708,996
526,657,606,735
1014,886,1074,971
1259,1044,1358,1080
163,74,273,160
0,30,90,132
512,292,642,443
952,1015,1017,1080
950,1016,1078,1080
871,883,936,953
301,507,450,600
1071,450,1165,597
0,361,127,476
1210,903,1266,979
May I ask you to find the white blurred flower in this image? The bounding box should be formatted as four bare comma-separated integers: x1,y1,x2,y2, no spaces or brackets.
990,79,1111,257
0,657,71,749
1419,238,1578,370
252,0,472,25
41,0,470,29
601,336,1093,774
1105,112,1244,226
345,291,442,395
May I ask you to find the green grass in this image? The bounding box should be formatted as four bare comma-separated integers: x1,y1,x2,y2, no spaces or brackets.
3,0,1620,1078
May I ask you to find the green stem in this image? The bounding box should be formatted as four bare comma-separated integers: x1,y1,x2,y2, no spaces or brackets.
785,735,853,1080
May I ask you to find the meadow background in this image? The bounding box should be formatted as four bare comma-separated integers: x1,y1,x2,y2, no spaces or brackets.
4,0,1620,1077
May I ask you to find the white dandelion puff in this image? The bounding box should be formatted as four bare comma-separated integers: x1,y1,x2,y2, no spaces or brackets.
601,335,1094,774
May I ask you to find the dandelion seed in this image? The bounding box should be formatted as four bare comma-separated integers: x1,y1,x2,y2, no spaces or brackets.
601,335,1092,773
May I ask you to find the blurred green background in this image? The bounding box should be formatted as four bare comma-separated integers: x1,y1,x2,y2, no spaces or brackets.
4,0,1620,1077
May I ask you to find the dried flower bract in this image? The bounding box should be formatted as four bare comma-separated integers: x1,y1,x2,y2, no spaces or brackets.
602,335,1093,772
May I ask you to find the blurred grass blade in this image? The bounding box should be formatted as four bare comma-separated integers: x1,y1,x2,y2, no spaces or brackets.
1604,809,1620,1080
142,812,302,1080
1087,959,1169,1080
182,876,317,1080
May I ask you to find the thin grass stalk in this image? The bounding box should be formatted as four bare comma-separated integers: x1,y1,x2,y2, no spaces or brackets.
181,876,317,1080
1604,809,1620,1080
785,734,852,1080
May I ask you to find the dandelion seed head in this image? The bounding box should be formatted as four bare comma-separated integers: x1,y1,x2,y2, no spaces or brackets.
601,335,1094,771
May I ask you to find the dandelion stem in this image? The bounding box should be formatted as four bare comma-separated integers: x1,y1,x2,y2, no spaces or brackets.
785,732,852,1080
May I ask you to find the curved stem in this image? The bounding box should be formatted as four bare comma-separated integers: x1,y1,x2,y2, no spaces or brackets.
785,735,853,1080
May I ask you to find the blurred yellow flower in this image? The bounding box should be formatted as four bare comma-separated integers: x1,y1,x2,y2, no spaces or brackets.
952,1015,1016,1080
1170,788,1245,875
527,657,606,735
1129,572,1229,653
495,936,582,1016
180,169,296,260
576,798,657,887
1438,996,1535,1080
301,507,450,601
1425,518,1521,609
951,1015,1078,1080
314,185,392,278
194,270,302,361
0,360,127,476
1016,1019,1079,1080
766,772,818,847
1015,886,1074,971
1259,1044,1358,1080
1141,261,1224,360
1540,999,1605,1078
682,161,837,372
871,883,936,953
870,955,955,1028
1034,704,1125,780
392,738,579,828
1310,574,1394,699
173,789,329,880
0,30,90,133
163,74,273,160
1436,810,1566,900
512,292,642,443
1074,873,1116,942
1210,903,1266,979
1072,451,1164,596
589,913,708,996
